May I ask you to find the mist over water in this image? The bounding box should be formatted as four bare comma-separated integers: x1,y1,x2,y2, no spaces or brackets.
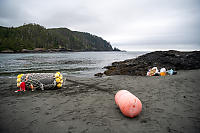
0,52,147,77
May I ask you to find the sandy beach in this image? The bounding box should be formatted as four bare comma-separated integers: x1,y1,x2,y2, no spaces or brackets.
0,69,200,133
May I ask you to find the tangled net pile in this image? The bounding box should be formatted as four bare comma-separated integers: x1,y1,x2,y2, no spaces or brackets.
16,72,63,90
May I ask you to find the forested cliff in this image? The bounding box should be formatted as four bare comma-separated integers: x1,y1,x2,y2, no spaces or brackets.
0,23,113,52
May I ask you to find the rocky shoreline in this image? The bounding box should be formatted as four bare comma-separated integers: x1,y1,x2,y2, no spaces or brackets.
0,48,120,53
0,48,71,53
102,50,200,76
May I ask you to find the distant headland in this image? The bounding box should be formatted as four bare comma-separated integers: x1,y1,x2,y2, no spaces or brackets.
0,23,121,53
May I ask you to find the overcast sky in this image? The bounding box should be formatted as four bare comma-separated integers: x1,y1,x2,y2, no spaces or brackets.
0,0,200,51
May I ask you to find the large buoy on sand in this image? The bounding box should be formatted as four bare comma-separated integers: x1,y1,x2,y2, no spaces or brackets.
115,90,142,118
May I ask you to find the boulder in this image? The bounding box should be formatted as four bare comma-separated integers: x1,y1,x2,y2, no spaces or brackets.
94,72,104,77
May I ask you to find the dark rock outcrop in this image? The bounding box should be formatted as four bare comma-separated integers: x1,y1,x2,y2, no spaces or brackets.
103,50,200,76
94,72,104,77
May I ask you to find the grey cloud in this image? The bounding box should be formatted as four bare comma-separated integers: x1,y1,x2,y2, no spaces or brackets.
0,0,199,51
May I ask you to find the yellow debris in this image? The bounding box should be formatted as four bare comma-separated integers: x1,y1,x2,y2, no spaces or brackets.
17,83,20,87
56,78,60,83
17,78,21,83
57,72,61,75
57,83,62,88
60,80,63,83
17,74,24,79
59,76,63,80
55,73,59,78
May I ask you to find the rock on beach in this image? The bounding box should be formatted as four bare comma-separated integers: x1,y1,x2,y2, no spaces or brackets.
104,50,200,76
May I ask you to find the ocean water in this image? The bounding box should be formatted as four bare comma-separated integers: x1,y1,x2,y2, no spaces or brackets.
0,51,148,77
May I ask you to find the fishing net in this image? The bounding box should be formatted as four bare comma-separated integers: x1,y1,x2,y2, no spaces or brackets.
16,72,63,90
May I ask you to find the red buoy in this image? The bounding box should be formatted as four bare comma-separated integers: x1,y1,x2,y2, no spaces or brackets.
115,90,142,118
20,82,26,91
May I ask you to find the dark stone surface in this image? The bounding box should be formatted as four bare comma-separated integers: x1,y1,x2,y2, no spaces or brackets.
94,72,104,77
103,50,200,76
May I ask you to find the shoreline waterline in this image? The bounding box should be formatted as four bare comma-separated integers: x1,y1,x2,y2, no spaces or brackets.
0,51,149,77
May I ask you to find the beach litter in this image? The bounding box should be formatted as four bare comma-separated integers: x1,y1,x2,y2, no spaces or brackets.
146,67,159,76
115,90,142,118
15,72,63,92
147,67,177,76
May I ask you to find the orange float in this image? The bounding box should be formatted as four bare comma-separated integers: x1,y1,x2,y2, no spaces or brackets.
160,72,166,76
115,90,142,118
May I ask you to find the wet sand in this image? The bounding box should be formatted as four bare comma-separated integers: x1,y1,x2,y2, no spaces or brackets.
0,69,200,133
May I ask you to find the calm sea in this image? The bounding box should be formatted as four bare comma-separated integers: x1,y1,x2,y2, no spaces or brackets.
0,51,148,77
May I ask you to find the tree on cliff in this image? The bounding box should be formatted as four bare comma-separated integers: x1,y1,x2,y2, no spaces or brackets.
0,23,113,52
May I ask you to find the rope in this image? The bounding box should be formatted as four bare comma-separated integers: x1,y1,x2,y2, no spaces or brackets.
17,72,63,90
